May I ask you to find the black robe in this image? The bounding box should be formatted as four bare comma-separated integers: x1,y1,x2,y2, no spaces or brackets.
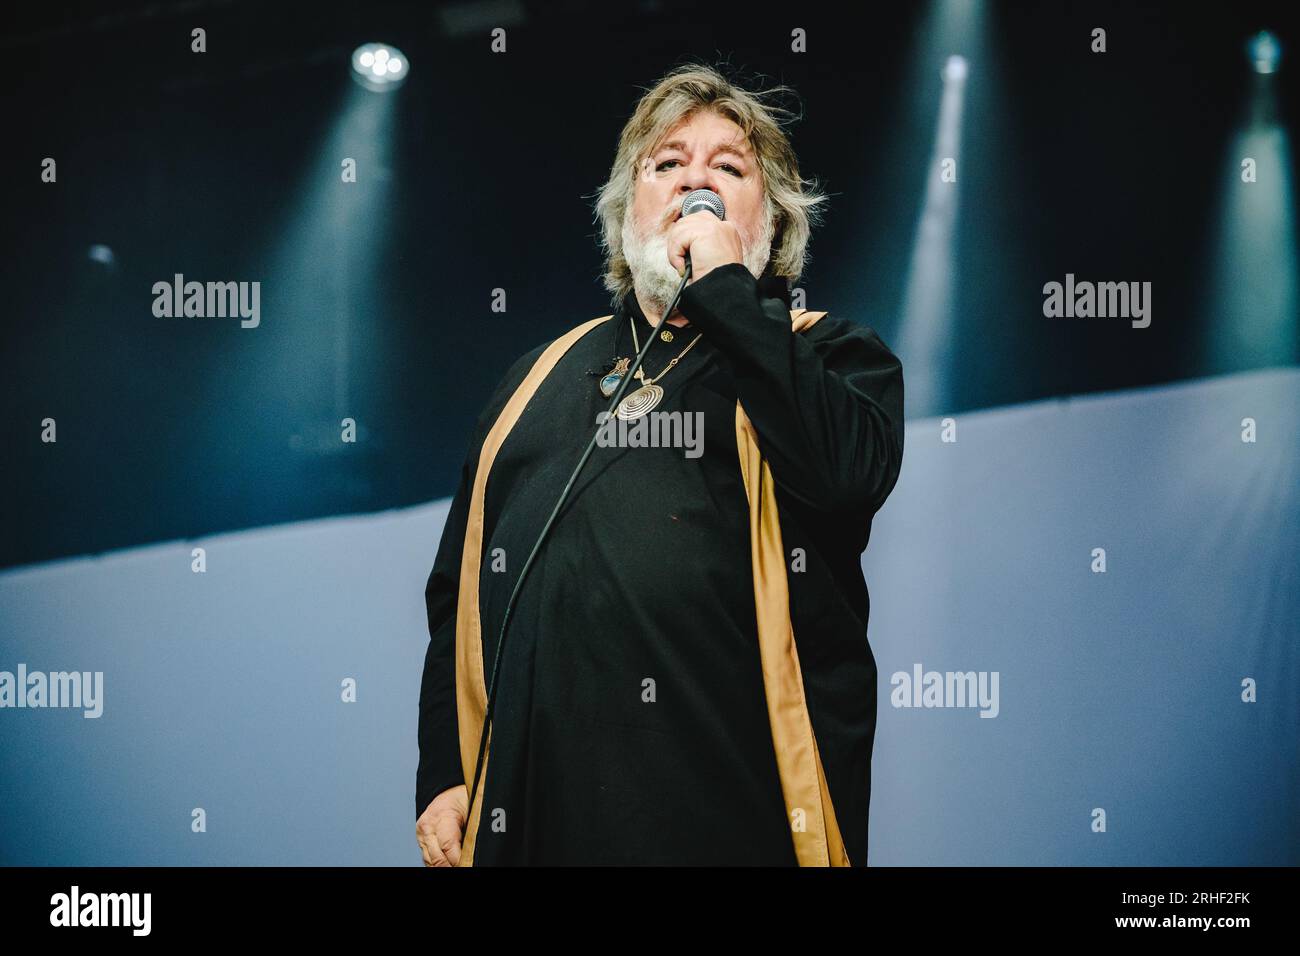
417,262,904,865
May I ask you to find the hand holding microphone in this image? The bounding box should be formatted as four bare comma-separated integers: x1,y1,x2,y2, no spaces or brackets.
667,188,744,284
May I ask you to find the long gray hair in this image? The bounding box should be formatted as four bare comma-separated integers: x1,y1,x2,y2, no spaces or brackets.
593,62,828,306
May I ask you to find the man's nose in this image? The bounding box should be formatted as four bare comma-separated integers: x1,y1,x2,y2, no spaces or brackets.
678,162,719,194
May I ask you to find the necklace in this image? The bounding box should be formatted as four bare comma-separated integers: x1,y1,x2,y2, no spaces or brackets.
610,317,703,420
597,357,631,399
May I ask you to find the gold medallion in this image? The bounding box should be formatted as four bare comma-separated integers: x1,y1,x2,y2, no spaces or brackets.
615,384,664,420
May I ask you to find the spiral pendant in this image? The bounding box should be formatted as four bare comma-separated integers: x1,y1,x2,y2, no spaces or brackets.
615,384,664,420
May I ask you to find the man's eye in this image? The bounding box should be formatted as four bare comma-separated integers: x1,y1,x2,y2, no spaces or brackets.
655,159,742,176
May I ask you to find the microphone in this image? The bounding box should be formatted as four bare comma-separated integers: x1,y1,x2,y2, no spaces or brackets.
679,189,725,277
681,187,726,222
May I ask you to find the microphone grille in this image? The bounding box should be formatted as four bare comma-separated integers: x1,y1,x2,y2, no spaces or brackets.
681,188,726,221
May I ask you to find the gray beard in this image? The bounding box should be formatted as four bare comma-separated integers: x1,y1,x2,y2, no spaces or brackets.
621,208,774,320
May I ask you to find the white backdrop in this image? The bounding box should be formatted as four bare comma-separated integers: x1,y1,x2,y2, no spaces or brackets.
2,367,1296,865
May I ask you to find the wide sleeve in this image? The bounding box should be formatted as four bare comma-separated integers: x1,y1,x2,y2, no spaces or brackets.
677,262,905,519
415,341,550,819
415,437,475,817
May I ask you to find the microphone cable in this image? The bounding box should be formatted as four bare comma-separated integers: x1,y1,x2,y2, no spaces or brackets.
462,259,696,844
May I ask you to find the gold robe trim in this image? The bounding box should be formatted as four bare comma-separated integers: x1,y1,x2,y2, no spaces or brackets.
455,307,847,865
735,308,849,866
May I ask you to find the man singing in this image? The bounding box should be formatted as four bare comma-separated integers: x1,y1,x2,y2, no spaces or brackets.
416,62,904,866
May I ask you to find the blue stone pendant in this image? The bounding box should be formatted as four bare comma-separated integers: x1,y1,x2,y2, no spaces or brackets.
599,357,631,398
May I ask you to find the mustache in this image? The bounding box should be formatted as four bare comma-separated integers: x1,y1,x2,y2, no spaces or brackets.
645,204,702,235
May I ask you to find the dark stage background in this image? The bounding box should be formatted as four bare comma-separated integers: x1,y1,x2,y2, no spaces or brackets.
2,0,1296,568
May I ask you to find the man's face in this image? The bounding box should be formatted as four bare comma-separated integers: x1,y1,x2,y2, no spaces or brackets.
622,110,772,315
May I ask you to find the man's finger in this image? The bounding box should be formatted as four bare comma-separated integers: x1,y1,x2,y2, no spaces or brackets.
434,813,463,867
665,217,697,273
417,825,448,867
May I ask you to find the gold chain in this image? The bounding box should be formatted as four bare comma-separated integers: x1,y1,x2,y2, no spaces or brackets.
629,317,703,386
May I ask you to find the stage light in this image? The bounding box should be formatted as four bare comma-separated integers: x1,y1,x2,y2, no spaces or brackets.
351,43,409,92
1201,31,1297,373
255,77,402,463
87,244,115,267
1248,31,1281,74
888,0,992,419
897,28,978,417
